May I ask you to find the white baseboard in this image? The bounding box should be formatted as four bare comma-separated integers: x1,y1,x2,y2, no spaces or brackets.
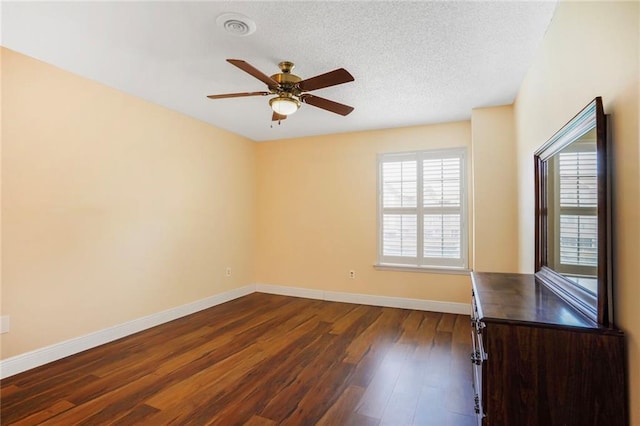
256,283,471,315
255,283,324,300
1,283,470,379
0,285,255,379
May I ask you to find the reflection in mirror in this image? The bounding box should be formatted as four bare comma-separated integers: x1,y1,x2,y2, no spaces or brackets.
534,97,611,326
546,128,597,294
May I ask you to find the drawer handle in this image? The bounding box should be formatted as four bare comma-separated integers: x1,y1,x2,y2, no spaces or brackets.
471,318,485,330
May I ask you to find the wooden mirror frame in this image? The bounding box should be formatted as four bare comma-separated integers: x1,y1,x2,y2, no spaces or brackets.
534,97,611,326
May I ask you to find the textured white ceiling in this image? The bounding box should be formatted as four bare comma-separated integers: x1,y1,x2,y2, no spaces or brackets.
2,1,557,142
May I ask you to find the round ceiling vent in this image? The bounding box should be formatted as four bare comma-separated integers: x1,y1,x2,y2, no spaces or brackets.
216,13,256,37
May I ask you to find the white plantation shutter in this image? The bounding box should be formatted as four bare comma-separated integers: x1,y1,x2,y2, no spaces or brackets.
559,215,597,266
382,161,417,209
383,214,417,257
423,157,462,261
378,149,467,269
423,214,461,259
380,154,419,260
558,150,598,267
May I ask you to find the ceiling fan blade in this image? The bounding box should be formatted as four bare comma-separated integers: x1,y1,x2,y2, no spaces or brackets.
272,111,287,121
298,68,354,92
227,59,280,89
301,94,354,116
207,91,270,100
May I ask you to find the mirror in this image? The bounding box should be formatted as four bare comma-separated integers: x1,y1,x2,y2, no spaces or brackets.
534,97,611,326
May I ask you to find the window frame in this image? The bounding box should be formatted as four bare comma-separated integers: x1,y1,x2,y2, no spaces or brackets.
376,147,468,271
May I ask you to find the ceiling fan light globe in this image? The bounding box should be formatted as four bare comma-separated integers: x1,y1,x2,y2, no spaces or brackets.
270,97,299,116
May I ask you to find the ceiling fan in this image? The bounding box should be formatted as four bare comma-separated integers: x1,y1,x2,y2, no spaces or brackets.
207,59,355,122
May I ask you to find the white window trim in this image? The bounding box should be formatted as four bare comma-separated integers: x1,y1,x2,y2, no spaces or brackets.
373,263,471,275
376,147,468,271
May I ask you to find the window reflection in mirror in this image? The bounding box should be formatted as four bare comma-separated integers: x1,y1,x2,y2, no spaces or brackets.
546,128,598,294
535,97,610,326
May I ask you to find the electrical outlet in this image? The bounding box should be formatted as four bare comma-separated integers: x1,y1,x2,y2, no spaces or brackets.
225,267,232,277
349,270,356,279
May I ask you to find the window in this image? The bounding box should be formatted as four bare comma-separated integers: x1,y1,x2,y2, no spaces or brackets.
554,147,598,273
377,148,467,270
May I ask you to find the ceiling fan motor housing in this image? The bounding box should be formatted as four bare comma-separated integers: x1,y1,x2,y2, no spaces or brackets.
270,61,302,92
270,73,301,84
271,73,301,86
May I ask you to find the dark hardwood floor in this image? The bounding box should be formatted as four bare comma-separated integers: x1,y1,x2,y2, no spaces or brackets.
1,293,475,425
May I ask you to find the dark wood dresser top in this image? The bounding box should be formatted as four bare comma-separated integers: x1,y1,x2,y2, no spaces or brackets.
471,272,617,331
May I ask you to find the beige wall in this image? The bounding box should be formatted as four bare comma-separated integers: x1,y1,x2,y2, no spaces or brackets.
471,105,518,273
1,48,256,358
0,47,3,329
514,1,640,423
255,123,472,303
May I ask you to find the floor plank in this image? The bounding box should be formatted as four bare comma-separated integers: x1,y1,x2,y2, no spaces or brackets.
0,293,473,425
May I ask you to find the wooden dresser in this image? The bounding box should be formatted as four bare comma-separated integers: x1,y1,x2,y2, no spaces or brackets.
470,272,626,426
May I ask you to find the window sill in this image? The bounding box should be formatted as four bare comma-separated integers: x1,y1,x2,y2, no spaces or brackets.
373,264,471,275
